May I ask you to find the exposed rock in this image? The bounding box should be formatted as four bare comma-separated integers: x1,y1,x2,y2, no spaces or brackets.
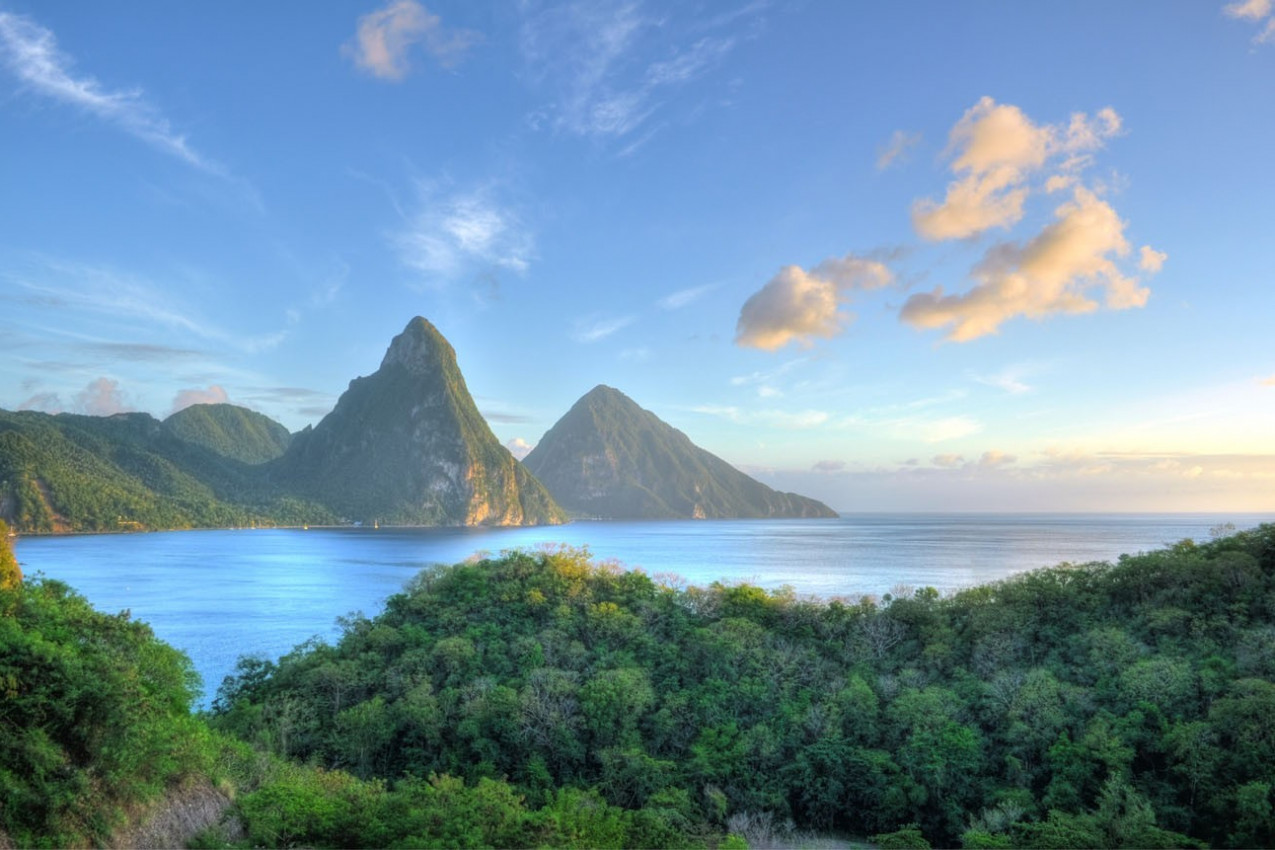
109,780,239,850
275,317,565,526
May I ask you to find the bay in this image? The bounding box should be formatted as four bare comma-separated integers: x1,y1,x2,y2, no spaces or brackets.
13,512,1273,706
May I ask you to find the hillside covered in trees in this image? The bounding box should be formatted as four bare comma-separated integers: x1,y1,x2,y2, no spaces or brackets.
5,524,1275,847
210,524,1275,848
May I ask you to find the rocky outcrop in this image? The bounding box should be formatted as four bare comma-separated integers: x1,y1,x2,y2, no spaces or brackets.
109,780,239,850
274,317,565,526
523,385,837,519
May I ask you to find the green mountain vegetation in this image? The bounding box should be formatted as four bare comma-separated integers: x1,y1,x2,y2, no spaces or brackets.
273,317,564,526
0,541,222,847
0,408,328,532
164,403,293,465
6,525,1275,846
206,524,1275,848
0,318,566,532
523,385,837,519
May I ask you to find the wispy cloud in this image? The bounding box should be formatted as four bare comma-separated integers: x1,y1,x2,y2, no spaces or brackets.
395,182,534,285
4,257,288,354
1224,0,1275,43
0,11,222,173
571,313,636,342
518,1,754,143
876,130,920,170
344,0,480,80
692,404,830,429
969,363,1039,394
658,283,716,310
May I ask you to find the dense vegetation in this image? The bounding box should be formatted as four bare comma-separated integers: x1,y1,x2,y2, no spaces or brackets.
524,385,836,519
0,408,331,532
164,403,293,465
211,525,1275,848
7,524,1275,847
0,568,220,846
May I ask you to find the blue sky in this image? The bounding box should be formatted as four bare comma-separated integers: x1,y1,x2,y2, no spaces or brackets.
2,1,1274,511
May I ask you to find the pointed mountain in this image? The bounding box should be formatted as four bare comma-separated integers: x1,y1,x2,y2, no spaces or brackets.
275,317,565,526
523,385,838,519
164,403,292,464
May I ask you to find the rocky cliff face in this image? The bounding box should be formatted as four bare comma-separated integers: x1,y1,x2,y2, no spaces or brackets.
523,385,837,519
275,318,564,526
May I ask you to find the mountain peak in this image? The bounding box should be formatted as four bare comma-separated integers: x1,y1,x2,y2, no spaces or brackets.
525,386,837,520
579,384,634,409
279,317,564,526
380,316,455,374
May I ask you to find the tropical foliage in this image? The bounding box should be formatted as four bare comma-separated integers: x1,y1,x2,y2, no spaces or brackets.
211,525,1275,848
0,408,331,532
0,572,219,847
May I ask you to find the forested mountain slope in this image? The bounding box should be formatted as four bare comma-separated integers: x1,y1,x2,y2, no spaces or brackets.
0,408,324,532
211,524,1275,848
164,403,293,464
524,385,836,519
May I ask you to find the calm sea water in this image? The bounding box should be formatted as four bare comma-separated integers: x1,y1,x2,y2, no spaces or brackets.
13,513,1273,705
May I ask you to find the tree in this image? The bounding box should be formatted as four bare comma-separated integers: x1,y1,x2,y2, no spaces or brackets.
0,519,20,590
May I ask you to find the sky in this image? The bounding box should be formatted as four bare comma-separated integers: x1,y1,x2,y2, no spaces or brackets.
2,1,1274,513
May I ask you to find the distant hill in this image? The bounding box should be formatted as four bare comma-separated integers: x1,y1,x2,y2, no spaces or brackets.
164,403,292,464
273,317,565,526
0,409,325,532
523,384,837,519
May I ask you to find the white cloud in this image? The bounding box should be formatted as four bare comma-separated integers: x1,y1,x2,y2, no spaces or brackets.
1044,174,1076,194
344,0,478,80
931,453,964,468
74,377,131,416
977,449,1017,469
1139,245,1167,274
171,384,229,414
0,11,220,172
877,130,921,170
730,358,805,387
396,183,533,284
572,314,636,342
658,283,715,310
518,2,746,141
505,437,534,460
912,97,1121,241
735,254,894,350
8,258,287,354
902,187,1149,341
692,404,830,429
812,460,846,473
971,364,1035,394
1224,0,1272,20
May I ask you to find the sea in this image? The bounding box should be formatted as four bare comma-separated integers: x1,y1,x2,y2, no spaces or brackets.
12,512,1273,706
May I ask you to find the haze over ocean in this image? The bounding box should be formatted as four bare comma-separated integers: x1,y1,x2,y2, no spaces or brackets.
15,513,1274,704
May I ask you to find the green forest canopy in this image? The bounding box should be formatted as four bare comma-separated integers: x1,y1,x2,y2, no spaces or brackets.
5,523,1275,848
210,525,1275,848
